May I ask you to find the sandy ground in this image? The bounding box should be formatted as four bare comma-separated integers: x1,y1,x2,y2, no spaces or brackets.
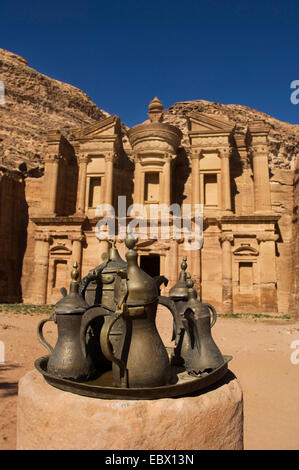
0,309,299,450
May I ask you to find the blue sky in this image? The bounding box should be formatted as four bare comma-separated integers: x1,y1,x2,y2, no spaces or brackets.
1,0,299,127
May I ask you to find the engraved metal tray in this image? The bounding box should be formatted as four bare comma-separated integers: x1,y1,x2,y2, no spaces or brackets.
35,353,232,400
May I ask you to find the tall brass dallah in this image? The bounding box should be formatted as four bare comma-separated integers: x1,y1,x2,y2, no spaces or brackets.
80,234,173,388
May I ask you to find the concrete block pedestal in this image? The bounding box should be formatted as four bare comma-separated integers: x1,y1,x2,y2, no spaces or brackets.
17,369,243,450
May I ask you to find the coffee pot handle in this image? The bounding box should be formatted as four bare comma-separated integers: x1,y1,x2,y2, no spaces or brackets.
158,296,177,341
37,315,55,354
100,313,128,388
80,305,112,358
202,303,217,327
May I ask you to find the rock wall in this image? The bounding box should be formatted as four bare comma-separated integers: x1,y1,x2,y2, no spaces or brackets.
0,170,27,302
0,48,109,302
0,48,108,173
290,155,299,319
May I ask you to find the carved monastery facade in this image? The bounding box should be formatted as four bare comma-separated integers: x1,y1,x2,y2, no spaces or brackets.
23,98,283,315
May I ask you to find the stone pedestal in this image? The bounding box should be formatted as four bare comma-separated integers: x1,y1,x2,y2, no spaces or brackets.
17,370,243,450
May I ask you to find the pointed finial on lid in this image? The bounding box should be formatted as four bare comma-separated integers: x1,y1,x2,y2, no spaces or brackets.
186,277,198,301
125,231,137,250
181,256,187,272
169,256,189,299
71,262,79,283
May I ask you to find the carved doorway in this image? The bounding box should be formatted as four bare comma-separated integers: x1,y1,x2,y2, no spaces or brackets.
140,254,160,278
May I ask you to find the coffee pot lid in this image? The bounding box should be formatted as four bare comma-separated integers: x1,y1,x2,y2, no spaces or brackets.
124,233,158,306
169,257,189,299
55,262,89,314
100,239,127,274
184,278,201,313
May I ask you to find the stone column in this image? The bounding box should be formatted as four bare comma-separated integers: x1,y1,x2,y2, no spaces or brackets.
139,170,145,205
220,148,232,213
163,154,172,206
251,146,272,213
76,154,89,214
133,155,141,205
191,153,200,207
170,239,178,283
43,155,60,215
191,247,201,298
249,122,272,214
104,153,114,205
33,233,51,305
219,233,234,314
257,232,278,313
69,233,85,276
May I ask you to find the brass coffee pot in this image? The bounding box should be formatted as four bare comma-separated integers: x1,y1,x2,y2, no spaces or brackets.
80,239,127,309
80,234,173,388
79,240,127,364
37,263,97,380
181,279,224,374
158,257,191,366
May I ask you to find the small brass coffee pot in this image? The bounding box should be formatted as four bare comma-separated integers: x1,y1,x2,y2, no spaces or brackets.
182,279,224,374
37,263,97,380
158,257,191,366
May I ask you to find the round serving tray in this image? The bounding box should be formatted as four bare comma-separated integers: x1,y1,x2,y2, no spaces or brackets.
35,354,232,400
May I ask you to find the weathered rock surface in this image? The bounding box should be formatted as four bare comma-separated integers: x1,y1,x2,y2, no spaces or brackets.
0,48,108,173
17,369,243,450
0,48,109,301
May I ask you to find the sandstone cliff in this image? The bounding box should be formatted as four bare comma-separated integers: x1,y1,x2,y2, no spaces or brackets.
0,48,109,302
0,48,108,174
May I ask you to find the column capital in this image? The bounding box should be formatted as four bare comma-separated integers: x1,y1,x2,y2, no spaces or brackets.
190,150,200,160
105,152,116,163
133,152,141,163
251,144,268,155
44,154,60,164
34,232,52,243
256,232,279,243
217,147,231,158
164,152,172,162
78,153,90,164
69,233,85,243
219,232,234,245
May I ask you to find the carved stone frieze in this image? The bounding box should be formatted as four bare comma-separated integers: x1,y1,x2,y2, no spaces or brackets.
34,232,52,243
256,232,279,243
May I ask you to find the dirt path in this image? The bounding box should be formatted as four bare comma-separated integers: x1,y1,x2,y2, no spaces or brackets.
0,310,299,450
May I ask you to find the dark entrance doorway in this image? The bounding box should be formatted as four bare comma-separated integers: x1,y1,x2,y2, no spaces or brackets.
140,254,160,278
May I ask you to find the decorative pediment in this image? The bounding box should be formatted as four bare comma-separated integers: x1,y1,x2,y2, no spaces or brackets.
49,244,72,255
233,245,259,256
135,239,156,248
135,239,170,251
73,115,121,139
188,112,235,135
